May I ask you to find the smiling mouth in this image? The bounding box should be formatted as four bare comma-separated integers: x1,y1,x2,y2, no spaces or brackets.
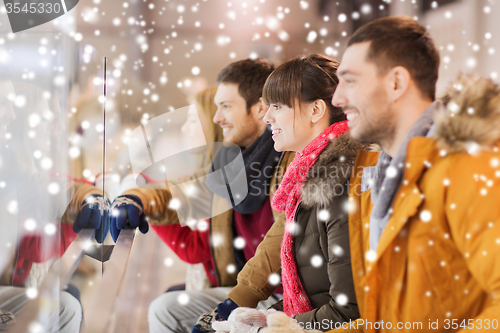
272,129,282,135
221,127,232,135
346,113,358,121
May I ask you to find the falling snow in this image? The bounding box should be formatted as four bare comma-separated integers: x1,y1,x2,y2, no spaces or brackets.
233,237,246,249
0,2,499,329
365,250,377,262
335,293,348,306
420,210,432,223
311,255,323,267
177,293,190,305
268,273,281,286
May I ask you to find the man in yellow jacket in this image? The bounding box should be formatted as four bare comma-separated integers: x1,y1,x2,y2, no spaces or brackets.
262,16,500,333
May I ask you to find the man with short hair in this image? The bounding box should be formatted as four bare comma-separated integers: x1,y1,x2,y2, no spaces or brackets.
112,59,293,333
262,16,500,333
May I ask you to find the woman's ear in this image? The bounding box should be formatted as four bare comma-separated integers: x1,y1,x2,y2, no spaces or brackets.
310,99,327,124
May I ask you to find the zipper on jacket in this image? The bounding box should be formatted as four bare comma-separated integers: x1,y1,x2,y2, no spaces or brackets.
290,202,301,247
208,194,220,286
291,201,309,294
274,151,287,188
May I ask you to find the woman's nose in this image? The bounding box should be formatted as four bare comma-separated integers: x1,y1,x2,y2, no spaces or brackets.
263,109,272,124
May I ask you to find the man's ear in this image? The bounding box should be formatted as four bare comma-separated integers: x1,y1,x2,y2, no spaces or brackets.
310,99,327,124
387,66,411,102
253,97,268,120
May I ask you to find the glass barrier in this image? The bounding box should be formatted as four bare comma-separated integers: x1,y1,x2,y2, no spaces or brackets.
0,32,106,332
0,30,227,332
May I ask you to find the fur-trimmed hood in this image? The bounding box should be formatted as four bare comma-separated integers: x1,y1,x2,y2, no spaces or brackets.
434,74,500,153
300,133,366,208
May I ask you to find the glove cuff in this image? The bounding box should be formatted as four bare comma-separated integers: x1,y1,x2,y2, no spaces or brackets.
120,194,144,208
217,298,239,321
82,194,110,210
112,195,144,214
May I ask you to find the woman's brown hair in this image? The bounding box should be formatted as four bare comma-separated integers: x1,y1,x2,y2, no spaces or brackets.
263,54,346,125
192,87,223,165
194,87,223,145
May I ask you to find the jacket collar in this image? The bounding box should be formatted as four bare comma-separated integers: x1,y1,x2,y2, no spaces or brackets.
434,74,500,153
300,133,366,208
373,137,440,261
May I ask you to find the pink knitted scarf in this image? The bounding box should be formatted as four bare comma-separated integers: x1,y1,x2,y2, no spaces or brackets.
271,121,348,317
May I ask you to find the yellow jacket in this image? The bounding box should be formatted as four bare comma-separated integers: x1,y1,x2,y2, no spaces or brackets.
331,76,500,332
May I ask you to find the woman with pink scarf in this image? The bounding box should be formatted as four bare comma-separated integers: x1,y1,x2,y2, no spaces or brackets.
212,54,363,333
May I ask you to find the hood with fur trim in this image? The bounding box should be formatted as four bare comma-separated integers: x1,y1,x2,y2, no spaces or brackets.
300,133,366,208
435,74,500,154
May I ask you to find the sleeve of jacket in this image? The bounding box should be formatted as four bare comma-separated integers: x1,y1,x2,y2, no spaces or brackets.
294,199,360,327
151,223,212,264
447,154,500,333
60,181,103,225
123,164,213,226
225,152,295,307
226,211,286,307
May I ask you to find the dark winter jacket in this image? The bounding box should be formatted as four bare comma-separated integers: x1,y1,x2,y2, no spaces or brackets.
273,133,364,330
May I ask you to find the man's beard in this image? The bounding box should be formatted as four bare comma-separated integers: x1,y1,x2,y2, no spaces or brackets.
355,111,396,148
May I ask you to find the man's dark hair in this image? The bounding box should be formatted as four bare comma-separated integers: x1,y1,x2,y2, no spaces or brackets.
216,58,275,113
348,16,440,101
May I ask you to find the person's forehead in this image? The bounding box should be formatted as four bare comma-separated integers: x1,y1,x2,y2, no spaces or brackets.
214,83,242,102
338,42,371,73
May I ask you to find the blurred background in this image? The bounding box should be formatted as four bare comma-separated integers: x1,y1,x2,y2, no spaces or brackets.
3,0,498,112
0,0,499,331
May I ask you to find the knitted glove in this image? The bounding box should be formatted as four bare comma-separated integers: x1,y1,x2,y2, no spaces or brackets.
192,299,239,333
73,194,110,243
260,312,322,333
109,195,149,242
212,307,277,333
192,308,224,333
212,320,260,333
0,310,16,330
228,307,276,327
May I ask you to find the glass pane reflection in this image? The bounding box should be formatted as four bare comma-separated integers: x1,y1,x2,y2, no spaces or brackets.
0,32,106,332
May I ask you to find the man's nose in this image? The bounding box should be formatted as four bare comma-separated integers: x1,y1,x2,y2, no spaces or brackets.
213,109,223,124
331,87,346,108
